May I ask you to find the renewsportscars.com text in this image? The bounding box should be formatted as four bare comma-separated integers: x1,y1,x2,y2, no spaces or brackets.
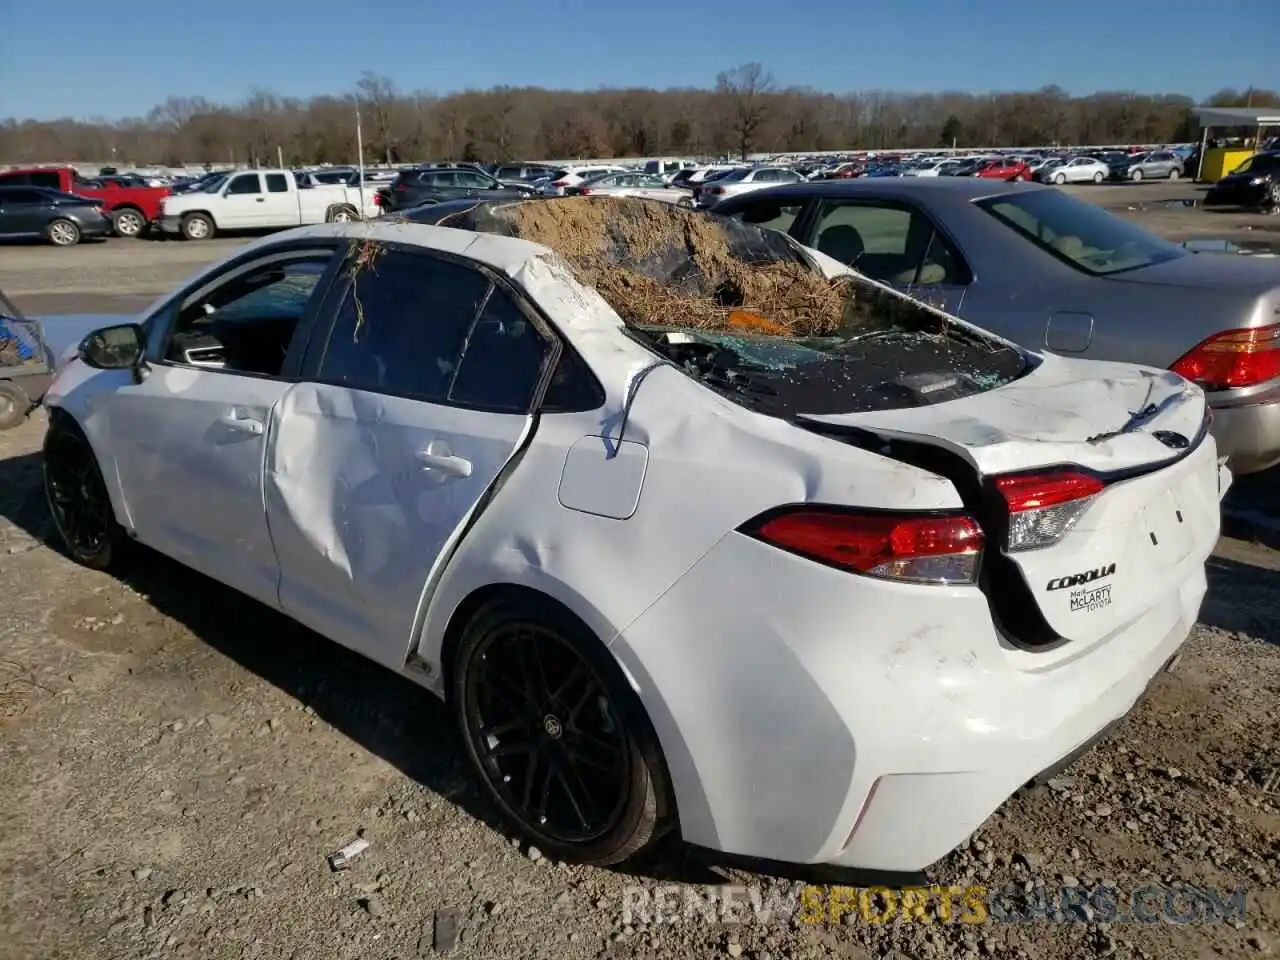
621,883,1248,926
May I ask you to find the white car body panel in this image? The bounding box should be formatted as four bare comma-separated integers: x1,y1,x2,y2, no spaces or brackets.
43,219,1228,874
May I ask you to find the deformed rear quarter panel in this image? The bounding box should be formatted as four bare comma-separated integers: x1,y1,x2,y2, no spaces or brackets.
412,254,965,850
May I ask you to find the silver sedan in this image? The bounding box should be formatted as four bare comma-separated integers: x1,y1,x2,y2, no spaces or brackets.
563,172,690,203
1038,157,1110,185
712,177,1280,474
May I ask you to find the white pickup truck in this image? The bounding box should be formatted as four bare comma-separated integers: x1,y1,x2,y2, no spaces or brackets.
158,169,380,241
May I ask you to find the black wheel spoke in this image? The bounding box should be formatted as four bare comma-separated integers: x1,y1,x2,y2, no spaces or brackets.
553,764,595,830
548,663,588,705
566,727,624,774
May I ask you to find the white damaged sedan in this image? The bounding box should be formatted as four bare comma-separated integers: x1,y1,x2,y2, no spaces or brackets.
42,206,1230,875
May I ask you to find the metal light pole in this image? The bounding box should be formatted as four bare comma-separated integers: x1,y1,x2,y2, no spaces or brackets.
355,102,367,219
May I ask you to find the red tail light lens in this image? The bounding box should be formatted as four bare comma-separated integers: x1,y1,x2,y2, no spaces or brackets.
995,471,1104,551
551,180,568,188
579,188,592,195
1170,324,1280,390
709,186,725,195
747,508,983,585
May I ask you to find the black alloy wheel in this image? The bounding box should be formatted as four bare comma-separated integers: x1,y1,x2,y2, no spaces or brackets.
43,420,122,569
453,596,671,865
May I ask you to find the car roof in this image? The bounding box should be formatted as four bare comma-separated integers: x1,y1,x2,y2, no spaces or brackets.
717,177,1042,204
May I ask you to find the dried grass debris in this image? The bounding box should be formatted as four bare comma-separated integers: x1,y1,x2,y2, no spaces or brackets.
501,197,866,337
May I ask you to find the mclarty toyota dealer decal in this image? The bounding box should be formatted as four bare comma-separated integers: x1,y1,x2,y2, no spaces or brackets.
1048,563,1116,613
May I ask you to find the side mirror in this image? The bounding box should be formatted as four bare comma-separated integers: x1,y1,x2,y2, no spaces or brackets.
80,323,145,371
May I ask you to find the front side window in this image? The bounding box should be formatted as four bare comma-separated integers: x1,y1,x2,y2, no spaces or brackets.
226,174,262,195
317,248,490,402
810,201,969,286
160,252,334,376
977,189,1187,276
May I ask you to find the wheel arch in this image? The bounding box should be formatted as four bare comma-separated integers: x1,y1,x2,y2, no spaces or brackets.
436,580,625,695
44,401,134,533
436,579,681,827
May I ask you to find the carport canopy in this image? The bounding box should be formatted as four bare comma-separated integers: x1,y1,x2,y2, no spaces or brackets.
1191,106,1280,180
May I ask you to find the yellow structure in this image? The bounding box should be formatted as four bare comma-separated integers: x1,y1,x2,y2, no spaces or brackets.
1200,147,1254,182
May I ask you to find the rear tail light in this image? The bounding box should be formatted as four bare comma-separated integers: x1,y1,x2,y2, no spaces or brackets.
995,471,1104,551
744,507,983,585
551,180,568,188
709,186,725,195
578,188,592,195
394,183,409,191
1170,324,1280,390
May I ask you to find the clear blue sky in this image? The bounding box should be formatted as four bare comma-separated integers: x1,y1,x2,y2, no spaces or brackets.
2,0,1276,121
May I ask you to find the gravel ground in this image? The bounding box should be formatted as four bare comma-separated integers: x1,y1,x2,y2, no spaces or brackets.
1,184,1278,960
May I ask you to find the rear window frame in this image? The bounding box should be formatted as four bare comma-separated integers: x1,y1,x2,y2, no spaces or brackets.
973,189,1188,278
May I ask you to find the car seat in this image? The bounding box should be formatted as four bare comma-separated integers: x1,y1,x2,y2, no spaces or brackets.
816,224,866,265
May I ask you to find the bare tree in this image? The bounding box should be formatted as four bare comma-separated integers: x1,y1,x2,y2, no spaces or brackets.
2,78,1273,167
715,63,775,159
355,71,399,164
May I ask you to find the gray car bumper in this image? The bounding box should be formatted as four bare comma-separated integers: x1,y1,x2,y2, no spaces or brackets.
1210,393,1280,475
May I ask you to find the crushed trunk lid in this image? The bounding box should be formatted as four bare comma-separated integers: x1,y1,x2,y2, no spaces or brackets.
797,352,1208,476
799,353,1221,647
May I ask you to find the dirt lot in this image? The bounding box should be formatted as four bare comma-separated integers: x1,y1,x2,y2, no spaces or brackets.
1,184,1278,960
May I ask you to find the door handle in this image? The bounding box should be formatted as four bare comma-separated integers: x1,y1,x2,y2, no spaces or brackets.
415,442,472,478
218,411,265,435
255,198,265,203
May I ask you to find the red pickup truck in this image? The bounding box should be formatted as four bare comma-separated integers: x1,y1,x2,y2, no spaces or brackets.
0,167,170,238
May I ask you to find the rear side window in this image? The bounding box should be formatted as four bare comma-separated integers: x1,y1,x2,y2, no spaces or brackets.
450,287,550,412
29,172,61,189
0,172,29,185
265,174,288,193
318,248,490,402
977,189,1187,276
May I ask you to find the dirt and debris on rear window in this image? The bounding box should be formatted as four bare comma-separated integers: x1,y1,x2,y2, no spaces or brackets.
425,197,1030,414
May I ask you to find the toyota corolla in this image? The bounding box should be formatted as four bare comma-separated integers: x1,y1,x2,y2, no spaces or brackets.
40,200,1229,874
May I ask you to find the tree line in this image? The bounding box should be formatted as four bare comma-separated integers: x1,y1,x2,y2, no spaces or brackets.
2,65,1276,168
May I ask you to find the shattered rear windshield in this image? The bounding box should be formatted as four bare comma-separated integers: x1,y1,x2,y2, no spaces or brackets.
413,197,1030,416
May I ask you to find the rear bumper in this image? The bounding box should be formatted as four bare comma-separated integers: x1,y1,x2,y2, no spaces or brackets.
613,517,1211,874
1208,391,1280,474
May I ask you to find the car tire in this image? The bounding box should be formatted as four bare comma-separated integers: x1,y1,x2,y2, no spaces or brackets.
1130,168,1143,181
112,208,146,238
1054,173,1066,185
451,592,674,867
1013,174,1026,182
1093,172,1105,183
1168,168,1180,181
0,380,30,430
42,414,128,571
46,218,81,247
181,213,215,241
327,204,358,223
1268,183,1280,206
